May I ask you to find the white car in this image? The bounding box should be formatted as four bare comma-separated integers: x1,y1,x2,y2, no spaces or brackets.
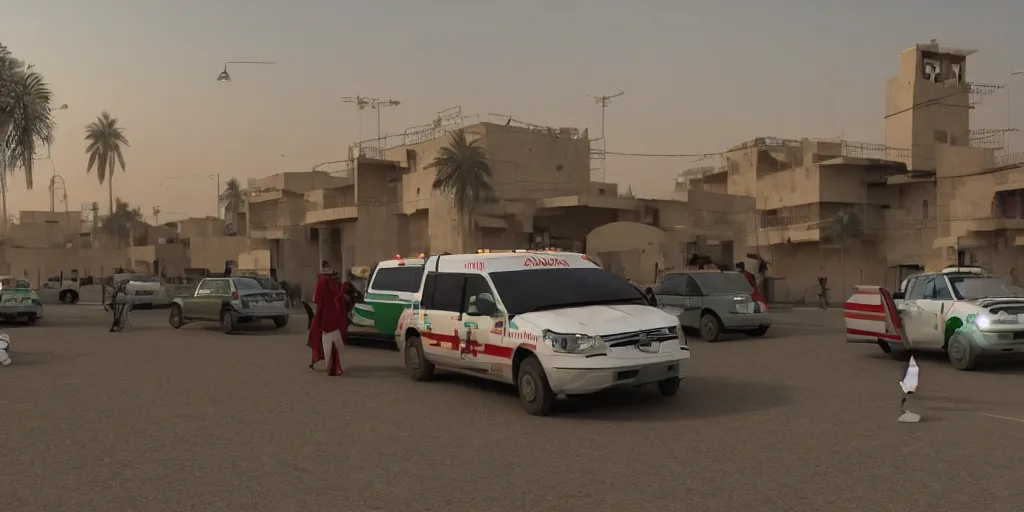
396,250,690,416
110,273,171,307
846,266,1024,371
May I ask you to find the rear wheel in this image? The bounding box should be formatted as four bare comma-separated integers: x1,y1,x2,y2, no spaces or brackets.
700,313,723,342
273,315,289,328
745,325,770,337
657,378,681,397
517,356,555,416
169,305,184,329
220,311,235,334
404,334,435,381
26,314,37,325
59,289,79,304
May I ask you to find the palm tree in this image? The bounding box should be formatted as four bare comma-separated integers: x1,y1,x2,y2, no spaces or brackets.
96,198,144,247
84,111,130,215
0,43,55,235
219,177,245,228
425,129,494,250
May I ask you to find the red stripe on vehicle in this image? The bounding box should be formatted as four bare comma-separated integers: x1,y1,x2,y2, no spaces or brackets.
844,311,887,321
879,288,903,331
846,327,903,341
421,331,514,359
843,302,884,313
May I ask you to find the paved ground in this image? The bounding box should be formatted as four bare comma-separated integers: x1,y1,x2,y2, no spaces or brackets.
3,307,1024,512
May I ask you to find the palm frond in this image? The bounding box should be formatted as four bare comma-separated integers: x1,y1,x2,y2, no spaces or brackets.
0,65,55,190
83,111,129,185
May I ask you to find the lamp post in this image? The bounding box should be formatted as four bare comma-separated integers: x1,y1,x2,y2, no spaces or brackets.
216,61,276,82
44,103,69,212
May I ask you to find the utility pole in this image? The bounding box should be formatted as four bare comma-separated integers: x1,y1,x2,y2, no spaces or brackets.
152,206,161,225
373,99,401,147
342,96,376,156
587,91,624,182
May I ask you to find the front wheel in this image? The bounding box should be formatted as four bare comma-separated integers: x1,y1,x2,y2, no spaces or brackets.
946,333,977,371
273,315,289,328
404,335,435,381
59,289,79,304
169,305,184,329
517,356,555,416
657,378,681,397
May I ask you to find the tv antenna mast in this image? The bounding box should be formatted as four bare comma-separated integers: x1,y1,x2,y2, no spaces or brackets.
342,95,378,156
587,91,624,182
152,206,161,225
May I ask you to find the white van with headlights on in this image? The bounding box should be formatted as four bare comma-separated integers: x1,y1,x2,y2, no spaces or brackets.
396,250,690,416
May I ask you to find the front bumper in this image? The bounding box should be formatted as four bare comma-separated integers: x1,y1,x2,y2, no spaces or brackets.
969,328,1024,353
544,350,690,395
231,304,289,319
0,304,42,319
722,312,772,330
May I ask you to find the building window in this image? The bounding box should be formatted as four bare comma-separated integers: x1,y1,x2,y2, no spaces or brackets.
934,130,948,143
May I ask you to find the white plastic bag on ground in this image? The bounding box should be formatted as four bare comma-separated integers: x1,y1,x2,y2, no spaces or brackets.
0,332,10,367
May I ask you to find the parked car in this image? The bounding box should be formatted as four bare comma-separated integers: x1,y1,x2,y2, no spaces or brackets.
847,266,1024,370
109,273,171,307
169,276,289,334
41,273,80,303
654,270,771,342
396,250,689,416
0,276,44,324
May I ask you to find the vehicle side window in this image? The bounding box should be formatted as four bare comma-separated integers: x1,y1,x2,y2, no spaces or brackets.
907,277,929,300
212,280,233,295
195,280,216,296
929,277,953,300
371,266,425,293
657,276,687,296
464,275,495,315
430,274,465,312
683,276,702,296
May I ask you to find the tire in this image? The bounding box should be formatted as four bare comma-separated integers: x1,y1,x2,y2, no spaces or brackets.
657,378,681,397
219,310,235,334
700,313,723,342
59,290,79,304
273,315,289,328
169,305,184,329
26,314,37,325
517,356,555,416
404,334,435,381
946,333,977,371
746,325,770,337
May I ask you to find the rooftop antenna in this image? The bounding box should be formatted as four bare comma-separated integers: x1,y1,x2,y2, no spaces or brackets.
587,91,624,182
342,95,378,157
152,206,161,225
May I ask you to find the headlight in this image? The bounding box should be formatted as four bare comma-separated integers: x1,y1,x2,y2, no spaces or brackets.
542,330,605,354
975,315,991,329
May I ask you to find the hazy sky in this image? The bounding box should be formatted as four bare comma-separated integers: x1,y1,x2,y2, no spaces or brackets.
3,0,1022,223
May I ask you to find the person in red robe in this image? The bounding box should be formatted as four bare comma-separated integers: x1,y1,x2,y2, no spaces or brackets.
736,261,766,303
307,272,350,376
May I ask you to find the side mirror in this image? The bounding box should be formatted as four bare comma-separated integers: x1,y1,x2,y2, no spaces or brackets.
474,294,498,317
892,291,905,300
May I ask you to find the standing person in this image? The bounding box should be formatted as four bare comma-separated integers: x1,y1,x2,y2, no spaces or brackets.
736,261,765,302
268,268,283,290
307,269,349,376
106,278,129,332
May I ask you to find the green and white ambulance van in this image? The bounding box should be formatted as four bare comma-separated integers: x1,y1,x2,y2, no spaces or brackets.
350,256,426,342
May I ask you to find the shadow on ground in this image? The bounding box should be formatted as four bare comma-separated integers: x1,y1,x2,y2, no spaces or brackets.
424,372,791,421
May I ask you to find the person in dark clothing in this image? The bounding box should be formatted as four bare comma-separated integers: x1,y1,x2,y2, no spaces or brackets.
106,279,129,332
223,261,232,277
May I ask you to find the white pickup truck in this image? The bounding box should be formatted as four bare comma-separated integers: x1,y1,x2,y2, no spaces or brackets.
846,266,1024,371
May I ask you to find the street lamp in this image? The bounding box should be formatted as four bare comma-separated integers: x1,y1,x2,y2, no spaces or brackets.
216,61,276,82
42,103,70,211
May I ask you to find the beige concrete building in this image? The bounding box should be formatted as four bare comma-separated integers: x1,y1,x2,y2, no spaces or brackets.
678,41,1024,303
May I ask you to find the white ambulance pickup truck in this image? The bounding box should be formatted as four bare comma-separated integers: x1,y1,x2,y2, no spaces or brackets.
396,250,691,416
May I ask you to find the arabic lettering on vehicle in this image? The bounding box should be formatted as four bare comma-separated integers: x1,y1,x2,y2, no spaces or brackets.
523,256,570,268
464,261,485,271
